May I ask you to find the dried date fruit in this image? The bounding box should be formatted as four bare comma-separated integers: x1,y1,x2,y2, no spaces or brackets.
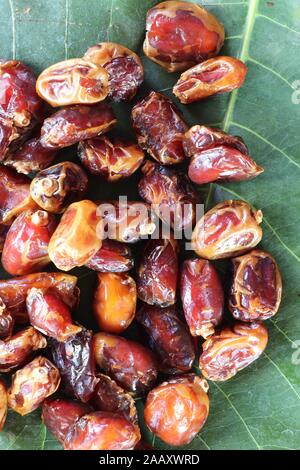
48,200,103,271
1,209,57,276
50,328,97,402
0,326,47,373
131,91,188,165
0,380,7,431
0,117,15,160
137,305,195,372
36,59,109,107
85,239,133,272
0,225,9,253
8,356,60,415
137,237,178,307
180,258,224,338
139,160,199,230
0,299,14,340
84,42,144,101
144,374,209,446
144,1,224,72
192,200,263,260
30,162,88,214
64,411,140,450
94,332,158,394
229,250,282,322
40,103,116,149
27,288,82,341
173,56,247,103
199,322,268,381
78,136,144,181
93,272,136,334
42,398,93,444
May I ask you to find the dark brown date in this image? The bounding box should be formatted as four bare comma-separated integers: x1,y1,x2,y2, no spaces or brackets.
4,137,57,175
0,380,7,432
0,299,14,340
85,239,133,272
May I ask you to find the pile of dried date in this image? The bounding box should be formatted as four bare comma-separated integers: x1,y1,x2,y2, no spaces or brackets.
0,1,282,450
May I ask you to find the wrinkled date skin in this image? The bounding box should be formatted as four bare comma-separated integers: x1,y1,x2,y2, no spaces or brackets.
143,1,224,72
86,239,134,272
30,162,88,214
2,210,57,276
40,103,116,149
78,136,144,181
180,259,224,338
0,326,47,373
199,322,268,381
93,272,136,334
137,237,178,307
131,92,188,165
50,328,98,402
42,398,93,444
26,288,82,341
8,356,60,415
94,332,158,394
0,380,7,431
0,225,9,253
0,299,14,339
192,200,263,260
139,161,199,231
137,305,195,373
48,200,103,271
64,411,140,450
84,42,144,102
36,58,109,107
173,56,247,103
144,374,209,446
229,250,282,322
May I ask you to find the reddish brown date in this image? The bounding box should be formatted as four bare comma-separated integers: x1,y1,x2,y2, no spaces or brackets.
94,332,158,394
50,328,98,402
143,1,224,72
0,299,14,339
137,237,178,307
30,162,88,214
139,160,199,230
93,272,136,334
131,92,188,165
199,322,268,381
144,374,209,446
137,305,195,373
180,259,224,338
85,239,133,272
78,136,144,181
229,250,282,322
40,103,116,149
8,356,60,415
36,59,109,107
42,398,92,444
0,116,15,160
48,200,103,271
192,200,263,260
64,411,140,450
84,42,144,101
0,326,47,373
0,380,7,432
173,56,247,103
1,210,57,276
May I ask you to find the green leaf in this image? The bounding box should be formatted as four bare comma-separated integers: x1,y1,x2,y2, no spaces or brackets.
1,0,300,450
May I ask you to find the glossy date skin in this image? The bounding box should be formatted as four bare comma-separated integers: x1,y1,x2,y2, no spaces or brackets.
173,56,247,103
0,300,14,339
192,200,263,260
180,259,224,338
143,1,224,72
30,162,88,213
137,237,178,307
229,250,282,322
1,209,57,276
94,332,158,394
84,42,144,101
137,305,195,373
50,328,98,402
199,322,268,381
85,239,134,272
78,136,144,181
132,92,188,165
8,356,60,415
144,374,209,446
0,380,7,432
40,103,116,149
